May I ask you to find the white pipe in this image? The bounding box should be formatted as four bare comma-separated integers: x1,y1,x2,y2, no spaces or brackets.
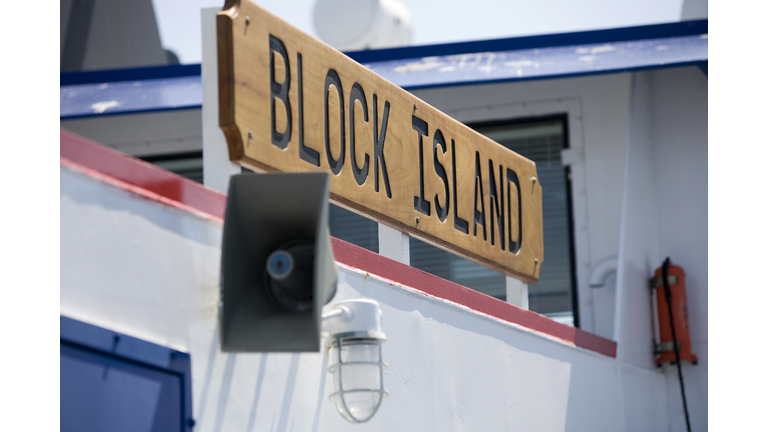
322,305,352,321
589,255,618,288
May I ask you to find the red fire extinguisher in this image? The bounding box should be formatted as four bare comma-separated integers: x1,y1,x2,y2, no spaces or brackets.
652,258,696,432
652,259,698,366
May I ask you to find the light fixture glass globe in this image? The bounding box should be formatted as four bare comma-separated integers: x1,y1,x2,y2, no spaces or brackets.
328,337,387,422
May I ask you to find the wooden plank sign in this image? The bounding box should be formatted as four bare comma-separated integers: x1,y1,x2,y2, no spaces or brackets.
217,1,544,283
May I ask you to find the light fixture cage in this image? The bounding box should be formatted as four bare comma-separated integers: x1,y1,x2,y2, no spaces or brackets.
328,332,388,423
322,298,388,423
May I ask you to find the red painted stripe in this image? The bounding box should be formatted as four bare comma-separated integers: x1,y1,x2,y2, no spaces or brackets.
61,128,616,358
331,237,617,357
61,156,224,224
60,129,227,219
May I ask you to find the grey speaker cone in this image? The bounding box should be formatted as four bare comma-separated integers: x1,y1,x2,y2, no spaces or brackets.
265,241,315,313
219,172,338,352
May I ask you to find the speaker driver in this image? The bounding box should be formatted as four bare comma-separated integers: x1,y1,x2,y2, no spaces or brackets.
265,241,315,313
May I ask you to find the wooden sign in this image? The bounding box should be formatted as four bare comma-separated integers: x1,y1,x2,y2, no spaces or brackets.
217,1,544,283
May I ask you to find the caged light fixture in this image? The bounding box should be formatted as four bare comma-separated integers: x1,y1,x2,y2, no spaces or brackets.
322,299,388,423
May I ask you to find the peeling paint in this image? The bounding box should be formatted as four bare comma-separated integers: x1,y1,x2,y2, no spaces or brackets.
61,34,708,119
394,61,446,72
359,34,706,90
91,100,121,114
477,65,496,74
590,44,617,54
504,60,535,68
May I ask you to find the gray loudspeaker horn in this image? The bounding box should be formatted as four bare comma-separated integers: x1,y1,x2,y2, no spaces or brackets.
220,172,338,352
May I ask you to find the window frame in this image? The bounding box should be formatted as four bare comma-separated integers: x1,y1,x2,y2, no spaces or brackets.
60,316,195,431
465,114,580,327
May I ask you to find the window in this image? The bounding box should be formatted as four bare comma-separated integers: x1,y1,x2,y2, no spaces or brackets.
141,152,204,184
329,205,379,253
433,116,576,325
60,316,194,432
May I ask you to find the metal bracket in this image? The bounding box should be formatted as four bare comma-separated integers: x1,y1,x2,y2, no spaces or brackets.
560,148,584,166
655,341,682,354
650,275,678,288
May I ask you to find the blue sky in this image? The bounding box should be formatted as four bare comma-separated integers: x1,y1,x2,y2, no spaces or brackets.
151,0,686,64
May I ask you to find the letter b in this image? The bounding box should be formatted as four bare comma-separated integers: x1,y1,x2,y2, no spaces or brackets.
270,35,292,149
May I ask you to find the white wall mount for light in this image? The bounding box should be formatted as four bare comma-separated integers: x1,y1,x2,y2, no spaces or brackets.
322,299,388,423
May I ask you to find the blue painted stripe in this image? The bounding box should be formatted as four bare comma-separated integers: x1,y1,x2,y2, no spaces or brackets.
362,34,707,91
61,105,202,121
345,20,707,63
61,64,201,86
59,20,707,119
60,75,202,119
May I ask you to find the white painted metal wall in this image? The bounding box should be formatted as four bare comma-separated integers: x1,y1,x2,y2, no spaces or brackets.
413,65,708,431
61,161,671,431
615,66,708,432
591,66,708,432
